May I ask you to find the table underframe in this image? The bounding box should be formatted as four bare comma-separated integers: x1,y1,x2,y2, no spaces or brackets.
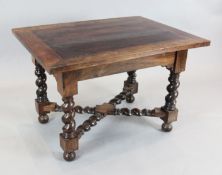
34,55,182,161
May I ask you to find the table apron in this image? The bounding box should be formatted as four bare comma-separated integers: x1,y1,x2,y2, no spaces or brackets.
72,52,175,81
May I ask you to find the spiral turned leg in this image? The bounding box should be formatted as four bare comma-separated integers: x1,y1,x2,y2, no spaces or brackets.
161,68,180,132
60,96,78,161
35,61,49,124
123,70,138,103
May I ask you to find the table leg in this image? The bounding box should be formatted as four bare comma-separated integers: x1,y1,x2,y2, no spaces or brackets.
161,68,180,132
60,96,78,161
123,70,138,103
54,72,79,161
34,61,49,123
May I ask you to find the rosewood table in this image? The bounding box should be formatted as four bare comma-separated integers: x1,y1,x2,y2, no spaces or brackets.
12,16,210,161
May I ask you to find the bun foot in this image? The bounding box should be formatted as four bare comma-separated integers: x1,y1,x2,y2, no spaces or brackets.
126,95,135,103
38,114,49,124
63,152,76,161
161,123,173,132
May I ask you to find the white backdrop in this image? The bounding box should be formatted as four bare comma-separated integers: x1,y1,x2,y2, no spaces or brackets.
0,0,222,175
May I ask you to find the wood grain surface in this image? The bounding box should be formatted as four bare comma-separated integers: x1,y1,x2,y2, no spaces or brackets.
12,16,210,73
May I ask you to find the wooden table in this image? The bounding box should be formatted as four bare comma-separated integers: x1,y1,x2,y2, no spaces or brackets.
12,16,210,161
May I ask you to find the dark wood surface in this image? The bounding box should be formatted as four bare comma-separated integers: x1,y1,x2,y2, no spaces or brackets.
12,16,210,74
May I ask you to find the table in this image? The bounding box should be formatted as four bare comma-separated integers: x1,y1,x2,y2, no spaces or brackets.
12,16,210,161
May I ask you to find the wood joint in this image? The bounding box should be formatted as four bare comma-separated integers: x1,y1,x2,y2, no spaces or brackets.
95,103,115,115
35,100,57,114
174,50,188,73
161,109,178,123
54,71,78,97
150,108,166,118
123,81,138,94
60,134,78,152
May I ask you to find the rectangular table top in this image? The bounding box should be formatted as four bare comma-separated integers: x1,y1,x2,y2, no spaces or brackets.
12,16,210,74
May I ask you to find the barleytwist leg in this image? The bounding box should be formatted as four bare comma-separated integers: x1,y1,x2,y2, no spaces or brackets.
35,61,49,123
123,70,138,103
161,68,180,132
60,96,78,161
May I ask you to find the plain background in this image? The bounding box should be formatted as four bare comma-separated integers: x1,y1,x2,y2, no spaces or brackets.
0,0,222,174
